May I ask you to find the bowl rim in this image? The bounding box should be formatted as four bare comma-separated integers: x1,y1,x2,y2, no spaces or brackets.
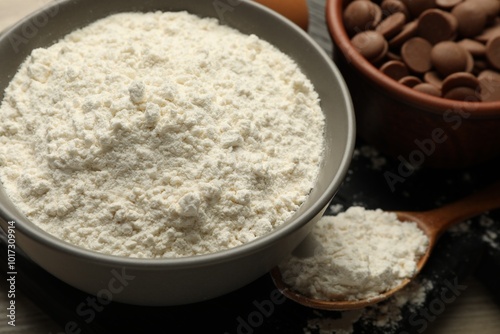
325,0,500,118
0,0,356,269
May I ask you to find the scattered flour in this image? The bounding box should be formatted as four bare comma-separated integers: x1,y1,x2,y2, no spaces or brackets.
304,310,362,334
328,203,344,214
357,145,387,170
0,12,325,258
448,220,471,235
482,231,499,249
302,279,433,334
480,214,495,228
449,215,499,249
279,207,429,301
479,215,499,249
361,279,433,328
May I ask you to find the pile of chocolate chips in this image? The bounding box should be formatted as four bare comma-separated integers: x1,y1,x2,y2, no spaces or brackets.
344,0,500,101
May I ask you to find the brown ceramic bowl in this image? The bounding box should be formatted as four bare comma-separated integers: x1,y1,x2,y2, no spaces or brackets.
326,0,500,168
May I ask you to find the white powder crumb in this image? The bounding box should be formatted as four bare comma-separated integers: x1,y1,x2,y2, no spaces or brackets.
279,207,429,301
451,215,499,249
328,203,344,214
0,12,325,258
128,80,146,104
304,311,362,334
479,215,500,249
358,145,387,170
302,279,433,334
362,279,433,328
448,220,471,235
482,229,499,249
480,214,494,228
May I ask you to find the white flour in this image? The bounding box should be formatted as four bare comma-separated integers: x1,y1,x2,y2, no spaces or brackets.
279,207,429,301
303,279,433,334
0,12,325,258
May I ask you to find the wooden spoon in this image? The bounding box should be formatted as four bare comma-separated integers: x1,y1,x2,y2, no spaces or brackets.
271,180,500,311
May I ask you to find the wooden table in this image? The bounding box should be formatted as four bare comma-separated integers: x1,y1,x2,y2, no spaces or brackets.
0,0,499,333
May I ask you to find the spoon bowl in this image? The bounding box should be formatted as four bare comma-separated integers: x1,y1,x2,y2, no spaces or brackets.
271,180,500,310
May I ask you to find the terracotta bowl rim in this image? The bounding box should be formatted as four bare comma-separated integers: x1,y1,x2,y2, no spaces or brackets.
325,0,500,118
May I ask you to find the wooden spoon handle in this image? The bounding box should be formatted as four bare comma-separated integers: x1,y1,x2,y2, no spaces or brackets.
422,179,500,236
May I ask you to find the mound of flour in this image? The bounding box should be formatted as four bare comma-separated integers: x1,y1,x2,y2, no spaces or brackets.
0,12,325,258
279,207,429,301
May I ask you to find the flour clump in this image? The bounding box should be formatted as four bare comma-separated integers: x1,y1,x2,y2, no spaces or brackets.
0,12,325,258
279,207,429,301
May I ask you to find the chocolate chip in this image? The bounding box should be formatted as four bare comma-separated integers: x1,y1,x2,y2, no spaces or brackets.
431,41,469,76
389,20,418,47
424,71,444,88
441,72,480,95
401,37,433,73
376,12,407,38
451,1,488,37
475,0,500,22
418,9,458,44
344,1,383,34
399,75,423,87
475,24,500,43
401,0,436,17
443,86,480,101
457,38,487,56
381,0,410,19
351,31,388,62
478,69,500,101
414,82,442,96
486,35,500,70
435,0,463,10
380,60,410,80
